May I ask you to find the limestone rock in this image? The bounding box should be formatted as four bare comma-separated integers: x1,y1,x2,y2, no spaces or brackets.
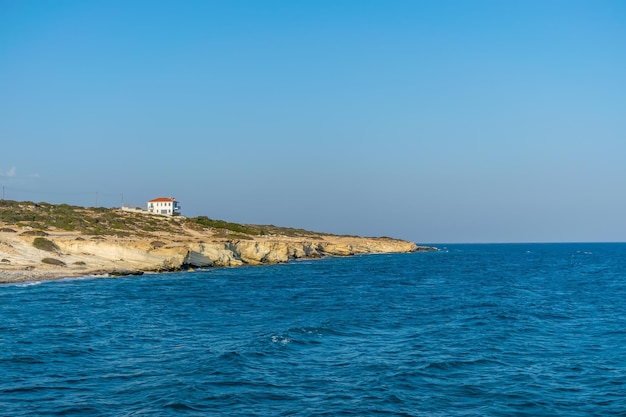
0,220,431,283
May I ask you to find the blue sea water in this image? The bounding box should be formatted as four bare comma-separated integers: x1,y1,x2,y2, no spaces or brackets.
1,243,626,416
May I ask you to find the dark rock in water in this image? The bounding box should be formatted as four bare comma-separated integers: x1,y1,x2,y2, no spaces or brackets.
109,270,144,277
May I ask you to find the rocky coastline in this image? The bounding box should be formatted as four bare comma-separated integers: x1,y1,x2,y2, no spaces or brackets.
0,206,433,283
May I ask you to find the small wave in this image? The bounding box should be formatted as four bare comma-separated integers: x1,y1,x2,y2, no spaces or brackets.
2,276,100,287
163,402,203,412
19,281,44,287
2,385,43,394
293,259,315,264
1,280,43,288
50,405,102,415
267,325,342,348
271,335,292,346
422,358,502,372
6,356,45,365
56,275,101,283
219,350,242,359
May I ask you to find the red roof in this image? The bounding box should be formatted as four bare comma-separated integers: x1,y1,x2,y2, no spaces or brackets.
148,197,177,202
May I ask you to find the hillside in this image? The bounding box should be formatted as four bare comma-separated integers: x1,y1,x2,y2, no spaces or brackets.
0,200,432,283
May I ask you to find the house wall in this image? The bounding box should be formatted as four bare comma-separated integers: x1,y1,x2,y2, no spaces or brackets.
147,200,180,216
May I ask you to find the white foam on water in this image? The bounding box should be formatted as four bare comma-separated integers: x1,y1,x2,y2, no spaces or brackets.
56,275,100,283
2,280,43,288
271,335,292,346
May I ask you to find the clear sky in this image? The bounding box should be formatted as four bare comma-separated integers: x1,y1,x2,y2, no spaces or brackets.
1,0,624,243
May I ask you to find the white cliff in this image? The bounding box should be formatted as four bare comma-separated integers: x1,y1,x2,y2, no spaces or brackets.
0,205,433,283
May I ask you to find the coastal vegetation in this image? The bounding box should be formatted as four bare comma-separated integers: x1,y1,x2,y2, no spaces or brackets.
32,237,60,253
41,257,66,266
0,199,341,240
0,199,423,283
188,216,329,239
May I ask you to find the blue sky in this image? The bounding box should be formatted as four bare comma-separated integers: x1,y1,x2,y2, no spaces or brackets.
1,0,625,243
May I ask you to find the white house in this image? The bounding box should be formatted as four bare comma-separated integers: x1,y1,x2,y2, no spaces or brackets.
147,197,180,216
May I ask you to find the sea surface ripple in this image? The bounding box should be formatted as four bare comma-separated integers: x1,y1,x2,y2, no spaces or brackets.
1,243,625,416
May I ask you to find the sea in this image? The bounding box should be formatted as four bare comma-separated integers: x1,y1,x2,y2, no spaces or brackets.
1,243,625,416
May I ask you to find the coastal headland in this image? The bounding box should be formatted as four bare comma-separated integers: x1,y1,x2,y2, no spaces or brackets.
0,200,433,283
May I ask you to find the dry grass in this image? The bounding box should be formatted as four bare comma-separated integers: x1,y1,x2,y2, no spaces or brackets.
0,199,343,240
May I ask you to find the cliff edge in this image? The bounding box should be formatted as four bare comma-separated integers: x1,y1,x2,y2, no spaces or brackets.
0,200,433,283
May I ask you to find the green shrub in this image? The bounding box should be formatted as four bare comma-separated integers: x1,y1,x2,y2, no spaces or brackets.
21,230,48,236
188,216,259,235
33,237,60,252
41,258,66,266
1,198,337,241
226,233,254,240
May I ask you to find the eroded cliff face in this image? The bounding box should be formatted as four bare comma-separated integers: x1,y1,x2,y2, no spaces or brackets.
0,229,431,282
184,237,422,267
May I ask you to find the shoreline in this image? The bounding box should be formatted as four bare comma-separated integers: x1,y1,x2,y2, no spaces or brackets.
1,201,433,284
0,248,435,284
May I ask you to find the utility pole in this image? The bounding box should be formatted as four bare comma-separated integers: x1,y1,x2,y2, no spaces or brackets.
95,192,98,207
1,185,4,200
